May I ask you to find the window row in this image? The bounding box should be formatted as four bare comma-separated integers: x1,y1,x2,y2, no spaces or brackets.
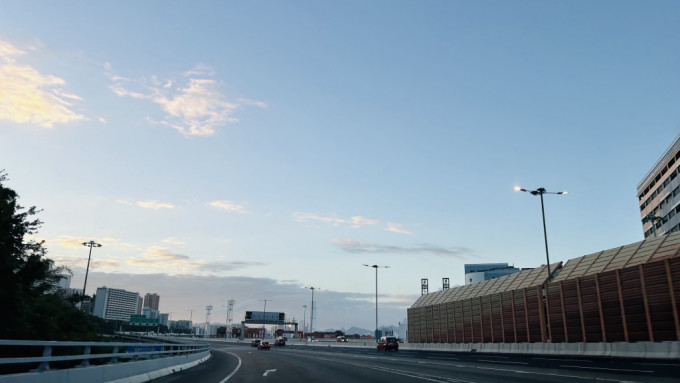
639,148,680,201
640,165,680,211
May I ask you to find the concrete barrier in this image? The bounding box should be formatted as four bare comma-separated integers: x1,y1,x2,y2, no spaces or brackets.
400,341,680,359
0,350,210,383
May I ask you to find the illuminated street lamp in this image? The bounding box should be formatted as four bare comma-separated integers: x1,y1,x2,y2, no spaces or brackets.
514,187,566,282
363,264,390,341
81,241,102,303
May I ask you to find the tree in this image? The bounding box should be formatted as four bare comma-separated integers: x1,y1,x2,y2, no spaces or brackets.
0,171,95,340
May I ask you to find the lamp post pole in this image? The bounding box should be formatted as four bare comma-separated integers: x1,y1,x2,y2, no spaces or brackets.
515,187,567,282
363,264,390,341
305,287,319,334
81,241,102,305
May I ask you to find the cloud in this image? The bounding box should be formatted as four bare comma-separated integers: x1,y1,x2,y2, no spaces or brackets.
350,216,380,228
117,199,176,210
385,222,412,235
332,239,470,259
136,200,175,210
293,212,411,234
0,40,84,127
106,63,264,137
209,200,251,214
293,212,346,225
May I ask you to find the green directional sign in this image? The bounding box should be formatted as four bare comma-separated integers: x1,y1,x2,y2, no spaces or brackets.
130,315,159,325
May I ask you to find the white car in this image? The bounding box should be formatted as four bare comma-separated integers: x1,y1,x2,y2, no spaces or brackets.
307,337,318,342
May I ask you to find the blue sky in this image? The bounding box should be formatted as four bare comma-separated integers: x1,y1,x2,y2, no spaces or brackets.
1,1,678,331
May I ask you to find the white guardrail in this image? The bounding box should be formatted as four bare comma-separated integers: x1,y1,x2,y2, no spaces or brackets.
0,339,210,383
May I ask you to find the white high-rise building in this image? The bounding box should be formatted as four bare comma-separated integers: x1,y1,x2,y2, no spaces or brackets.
93,287,140,321
638,134,680,238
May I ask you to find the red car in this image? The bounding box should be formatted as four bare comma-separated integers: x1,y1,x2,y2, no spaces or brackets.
377,336,399,352
258,341,271,350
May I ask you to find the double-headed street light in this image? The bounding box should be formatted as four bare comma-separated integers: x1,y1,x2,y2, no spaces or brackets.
82,241,102,302
363,264,390,341
514,187,567,282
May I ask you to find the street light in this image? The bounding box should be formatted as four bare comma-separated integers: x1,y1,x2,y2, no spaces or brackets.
363,264,390,341
81,241,102,303
305,287,319,334
260,299,271,336
514,186,567,282
642,213,663,238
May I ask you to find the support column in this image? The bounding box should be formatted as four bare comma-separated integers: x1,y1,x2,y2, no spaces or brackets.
615,270,629,342
639,265,654,341
665,259,680,340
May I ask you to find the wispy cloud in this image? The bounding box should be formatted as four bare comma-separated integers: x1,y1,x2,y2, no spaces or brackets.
105,63,265,137
293,212,410,234
208,200,251,214
332,239,470,259
0,40,84,127
385,222,412,235
117,199,176,210
136,200,175,210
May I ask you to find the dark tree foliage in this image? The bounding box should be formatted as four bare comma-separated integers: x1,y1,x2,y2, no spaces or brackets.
0,171,96,340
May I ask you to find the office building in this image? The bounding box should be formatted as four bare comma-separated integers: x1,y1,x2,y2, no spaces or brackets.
93,287,140,321
464,263,520,284
144,293,160,310
638,134,680,238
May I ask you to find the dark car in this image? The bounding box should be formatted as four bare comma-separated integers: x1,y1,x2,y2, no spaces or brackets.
274,338,286,346
377,336,399,352
250,339,261,347
258,341,271,350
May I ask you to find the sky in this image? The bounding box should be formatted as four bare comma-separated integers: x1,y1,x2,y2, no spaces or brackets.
1,1,679,332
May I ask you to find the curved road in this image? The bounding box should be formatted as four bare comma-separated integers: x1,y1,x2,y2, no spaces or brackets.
150,342,680,383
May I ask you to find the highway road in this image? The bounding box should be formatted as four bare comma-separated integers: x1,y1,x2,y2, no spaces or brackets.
150,341,680,383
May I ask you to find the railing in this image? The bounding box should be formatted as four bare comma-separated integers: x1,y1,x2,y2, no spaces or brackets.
0,339,209,374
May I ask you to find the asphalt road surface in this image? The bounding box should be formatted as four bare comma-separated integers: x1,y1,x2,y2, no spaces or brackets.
150,342,680,383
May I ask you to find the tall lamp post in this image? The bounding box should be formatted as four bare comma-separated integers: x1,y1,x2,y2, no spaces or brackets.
81,241,102,304
260,299,271,337
305,287,319,334
363,264,390,341
514,186,567,282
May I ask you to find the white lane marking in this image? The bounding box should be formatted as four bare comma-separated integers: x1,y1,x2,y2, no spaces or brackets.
217,351,242,383
426,357,460,361
263,369,277,376
473,365,645,382
477,360,528,365
560,365,654,373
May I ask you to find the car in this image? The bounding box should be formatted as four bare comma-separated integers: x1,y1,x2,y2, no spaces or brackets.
274,338,286,346
377,336,399,352
250,339,261,347
336,336,348,342
258,341,271,350
307,337,318,342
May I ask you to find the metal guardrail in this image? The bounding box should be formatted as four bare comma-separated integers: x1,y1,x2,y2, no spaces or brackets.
0,339,209,372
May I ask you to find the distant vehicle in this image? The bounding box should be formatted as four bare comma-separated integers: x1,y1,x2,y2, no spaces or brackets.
281,336,288,341
258,341,271,350
377,336,399,352
274,338,286,346
307,337,318,342
250,339,261,347
336,336,348,342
